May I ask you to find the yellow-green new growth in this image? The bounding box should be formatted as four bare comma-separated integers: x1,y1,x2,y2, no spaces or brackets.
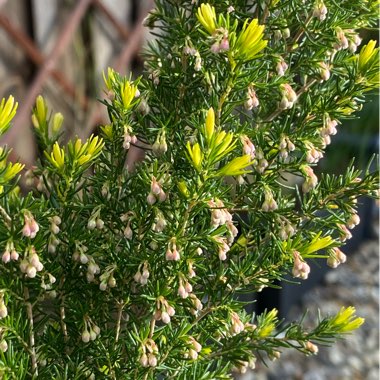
70,135,104,166
49,142,65,171
0,96,18,136
216,154,253,177
357,40,379,88
205,107,215,143
257,309,278,338
303,234,334,255
186,142,203,170
120,81,138,109
235,19,267,61
196,3,217,35
358,40,378,71
103,67,117,91
0,151,24,185
330,306,364,332
52,113,64,134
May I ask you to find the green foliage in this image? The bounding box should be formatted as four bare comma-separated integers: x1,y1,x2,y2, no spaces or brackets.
0,0,378,378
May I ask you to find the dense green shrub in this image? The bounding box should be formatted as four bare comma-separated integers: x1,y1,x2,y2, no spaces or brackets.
0,1,378,378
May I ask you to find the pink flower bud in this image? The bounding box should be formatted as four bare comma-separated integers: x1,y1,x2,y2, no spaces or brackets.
148,353,157,367
142,268,150,279
22,224,31,237
161,311,171,324
10,249,19,261
167,305,175,316
2,250,10,263
211,42,221,54
184,281,193,293
151,178,161,195
306,341,319,354
165,249,174,261
158,191,167,202
171,248,180,261
178,284,188,299
147,193,156,205
124,225,133,239
220,37,230,51
139,353,149,367
189,349,198,360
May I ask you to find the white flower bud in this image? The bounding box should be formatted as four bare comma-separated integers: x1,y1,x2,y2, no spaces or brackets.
93,325,100,335
81,330,90,343
96,219,104,229
52,216,61,225
0,340,8,352
30,253,40,267
90,329,97,341
20,259,28,273
2,250,10,263
161,311,170,324
50,224,60,234
26,265,37,278
0,303,8,318
87,219,96,230
139,353,149,367
148,353,157,367
108,276,116,287
80,253,89,264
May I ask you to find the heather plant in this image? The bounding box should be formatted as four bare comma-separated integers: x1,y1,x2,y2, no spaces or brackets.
0,0,379,378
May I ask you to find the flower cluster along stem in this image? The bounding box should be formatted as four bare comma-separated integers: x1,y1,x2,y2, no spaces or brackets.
263,78,318,123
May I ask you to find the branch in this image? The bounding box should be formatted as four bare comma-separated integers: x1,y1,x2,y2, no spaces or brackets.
23,286,38,376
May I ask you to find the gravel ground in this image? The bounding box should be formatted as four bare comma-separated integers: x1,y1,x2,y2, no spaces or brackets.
238,230,379,380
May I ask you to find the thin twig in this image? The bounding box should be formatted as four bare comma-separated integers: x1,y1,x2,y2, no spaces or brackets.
24,286,38,377
115,301,124,342
148,315,156,339
0,205,12,228
60,304,68,342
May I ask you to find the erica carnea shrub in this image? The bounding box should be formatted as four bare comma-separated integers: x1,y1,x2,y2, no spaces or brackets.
0,0,378,378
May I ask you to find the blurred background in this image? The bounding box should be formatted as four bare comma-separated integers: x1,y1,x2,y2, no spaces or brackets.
0,0,152,166
0,1,378,379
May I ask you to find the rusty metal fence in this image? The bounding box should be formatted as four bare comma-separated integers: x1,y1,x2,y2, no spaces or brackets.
0,0,153,165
